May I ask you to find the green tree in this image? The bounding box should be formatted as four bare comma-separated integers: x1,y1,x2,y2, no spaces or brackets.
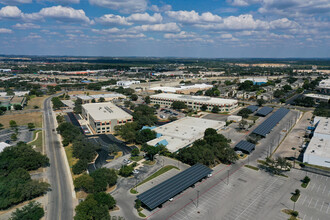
10,201,44,220
99,97,105,102
237,108,252,118
74,174,94,193
131,94,138,101
201,104,207,111
27,123,35,130
144,96,151,104
238,120,248,130
257,99,265,107
204,128,217,137
131,148,140,157
0,123,3,129
135,199,141,209
72,159,88,175
136,129,157,144
211,106,220,113
154,104,160,109
10,120,17,128
13,104,23,110
11,133,18,141
90,168,117,192
91,98,96,103
94,192,116,210
119,165,134,177
51,97,64,109
74,196,110,220
143,145,160,161
171,101,187,110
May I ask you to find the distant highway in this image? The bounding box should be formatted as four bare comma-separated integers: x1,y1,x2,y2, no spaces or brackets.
44,95,74,220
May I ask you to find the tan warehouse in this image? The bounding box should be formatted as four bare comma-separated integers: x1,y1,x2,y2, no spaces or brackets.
150,93,238,112
77,93,126,104
82,102,133,134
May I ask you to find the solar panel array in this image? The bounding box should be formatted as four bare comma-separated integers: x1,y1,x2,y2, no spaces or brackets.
247,105,259,113
234,140,255,153
256,106,274,116
252,108,290,137
137,164,212,210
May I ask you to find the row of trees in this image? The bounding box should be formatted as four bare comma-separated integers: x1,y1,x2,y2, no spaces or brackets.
0,142,50,210
176,128,238,166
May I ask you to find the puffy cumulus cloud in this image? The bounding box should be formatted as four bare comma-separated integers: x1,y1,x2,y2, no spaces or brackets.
39,6,91,23
226,0,259,6
13,22,40,29
92,28,145,38
150,4,172,12
127,13,162,23
166,10,222,24
269,18,299,29
133,22,180,32
258,0,330,16
164,31,196,39
220,33,233,38
0,0,32,5
38,0,80,4
96,14,132,25
89,0,147,13
0,28,13,33
195,14,268,30
0,6,23,19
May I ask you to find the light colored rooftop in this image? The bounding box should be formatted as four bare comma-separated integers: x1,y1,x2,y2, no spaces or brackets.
150,83,213,93
147,117,226,152
0,142,11,153
318,79,330,89
304,93,330,100
150,93,237,105
82,102,132,121
77,93,126,100
304,136,330,158
314,117,330,136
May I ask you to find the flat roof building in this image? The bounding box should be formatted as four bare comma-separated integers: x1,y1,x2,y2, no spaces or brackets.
150,93,238,113
317,79,330,94
303,94,330,103
77,93,126,104
82,102,133,134
303,117,330,168
149,83,213,94
116,80,140,88
147,117,225,153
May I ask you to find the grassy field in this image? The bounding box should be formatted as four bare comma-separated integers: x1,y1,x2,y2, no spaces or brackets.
25,95,48,110
64,144,80,179
137,165,179,187
28,130,43,153
0,112,42,128
130,156,143,162
247,115,259,121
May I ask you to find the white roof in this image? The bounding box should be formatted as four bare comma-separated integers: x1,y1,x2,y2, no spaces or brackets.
239,78,267,83
304,94,330,101
314,117,330,136
318,79,330,89
82,102,132,121
150,83,213,93
0,142,11,153
147,117,225,152
305,136,330,158
77,93,126,100
150,93,237,106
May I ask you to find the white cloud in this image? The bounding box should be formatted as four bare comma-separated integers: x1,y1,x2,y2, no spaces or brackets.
39,0,80,4
96,14,132,25
269,18,299,29
0,0,32,5
13,23,40,29
0,6,23,19
89,0,147,13
127,13,162,23
133,23,180,32
164,31,196,39
227,0,259,6
39,6,91,23
220,33,233,38
150,4,172,12
166,10,222,24
0,28,12,33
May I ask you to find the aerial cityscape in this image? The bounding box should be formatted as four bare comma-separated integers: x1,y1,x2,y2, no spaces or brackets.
0,1,329,220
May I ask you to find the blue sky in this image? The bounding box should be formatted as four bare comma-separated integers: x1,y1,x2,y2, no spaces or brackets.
0,0,329,58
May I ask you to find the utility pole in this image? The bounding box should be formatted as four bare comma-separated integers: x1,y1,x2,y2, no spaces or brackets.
227,170,230,185
197,190,200,208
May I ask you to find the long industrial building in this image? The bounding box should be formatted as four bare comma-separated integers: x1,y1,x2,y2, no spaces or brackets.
303,117,330,168
82,102,133,134
76,93,126,104
150,93,238,112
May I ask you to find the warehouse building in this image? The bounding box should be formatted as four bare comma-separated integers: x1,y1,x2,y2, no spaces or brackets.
147,117,225,153
116,80,140,88
303,117,330,168
149,83,212,94
76,93,126,104
82,102,133,134
150,93,238,112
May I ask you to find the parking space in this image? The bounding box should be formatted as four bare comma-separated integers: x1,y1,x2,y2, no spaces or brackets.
156,108,184,120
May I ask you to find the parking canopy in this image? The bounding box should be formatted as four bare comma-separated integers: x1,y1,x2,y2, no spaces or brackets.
256,106,274,116
247,105,259,113
137,163,212,210
234,140,255,154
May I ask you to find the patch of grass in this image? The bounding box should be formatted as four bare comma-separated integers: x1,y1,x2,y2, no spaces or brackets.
290,194,300,202
282,209,299,219
25,96,48,110
0,112,42,128
138,212,146,218
238,154,247,159
130,156,143,162
137,165,179,187
247,115,259,121
257,160,267,165
302,163,330,172
130,188,138,194
244,165,259,171
143,160,156,165
301,182,308,188
64,144,79,178
28,130,43,153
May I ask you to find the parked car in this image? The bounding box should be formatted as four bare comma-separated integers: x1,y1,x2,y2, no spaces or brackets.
133,170,139,174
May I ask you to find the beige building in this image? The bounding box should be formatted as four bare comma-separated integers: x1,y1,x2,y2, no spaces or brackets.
77,93,126,104
150,93,238,112
82,102,133,134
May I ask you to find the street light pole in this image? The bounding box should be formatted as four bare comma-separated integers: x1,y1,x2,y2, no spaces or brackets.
197,190,200,208
227,170,230,185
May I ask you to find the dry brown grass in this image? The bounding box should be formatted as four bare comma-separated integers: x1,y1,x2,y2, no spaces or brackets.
68,90,113,96
0,112,42,128
25,96,49,110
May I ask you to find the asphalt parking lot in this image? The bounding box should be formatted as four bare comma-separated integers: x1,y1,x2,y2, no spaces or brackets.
0,127,33,145
202,113,229,121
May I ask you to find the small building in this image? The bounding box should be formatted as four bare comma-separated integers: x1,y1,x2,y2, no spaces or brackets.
82,102,133,134
303,117,330,168
257,92,273,101
77,93,126,104
147,117,226,153
116,80,140,88
227,115,242,122
150,93,238,113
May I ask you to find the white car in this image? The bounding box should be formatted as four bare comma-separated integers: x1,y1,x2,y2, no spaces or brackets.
207,173,213,178
133,170,139,174
169,198,174,202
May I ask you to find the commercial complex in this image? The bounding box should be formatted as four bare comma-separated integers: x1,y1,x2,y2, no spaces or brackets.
149,83,212,94
147,117,226,153
82,102,133,134
303,94,330,103
303,117,330,168
239,77,268,85
317,79,330,94
150,93,238,112
116,80,140,88
76,93,126,104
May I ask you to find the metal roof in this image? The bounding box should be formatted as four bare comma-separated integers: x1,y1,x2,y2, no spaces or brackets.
234,140,255,154
256,106,274,116
246,105,259,113
137,164,212,210
252,108,290,137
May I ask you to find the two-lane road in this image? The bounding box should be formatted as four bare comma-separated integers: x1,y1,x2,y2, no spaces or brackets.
44,95,74,220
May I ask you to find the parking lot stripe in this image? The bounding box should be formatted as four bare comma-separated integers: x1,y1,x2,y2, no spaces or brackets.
308,198,313,207
311,183,316,191
314,199,318,208
322,185,326,194
317,185,321,193
302,195,307,205
327,202,330,214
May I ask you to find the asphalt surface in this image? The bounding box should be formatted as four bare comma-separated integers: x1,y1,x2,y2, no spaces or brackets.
44,95,74,220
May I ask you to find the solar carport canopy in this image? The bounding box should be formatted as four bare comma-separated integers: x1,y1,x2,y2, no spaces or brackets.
235,140,255,154
256,106,274,116
252,108,290,137
247,105,259,113
137,164,212,210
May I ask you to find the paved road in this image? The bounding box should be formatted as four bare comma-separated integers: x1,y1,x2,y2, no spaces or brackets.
44,95,74,220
